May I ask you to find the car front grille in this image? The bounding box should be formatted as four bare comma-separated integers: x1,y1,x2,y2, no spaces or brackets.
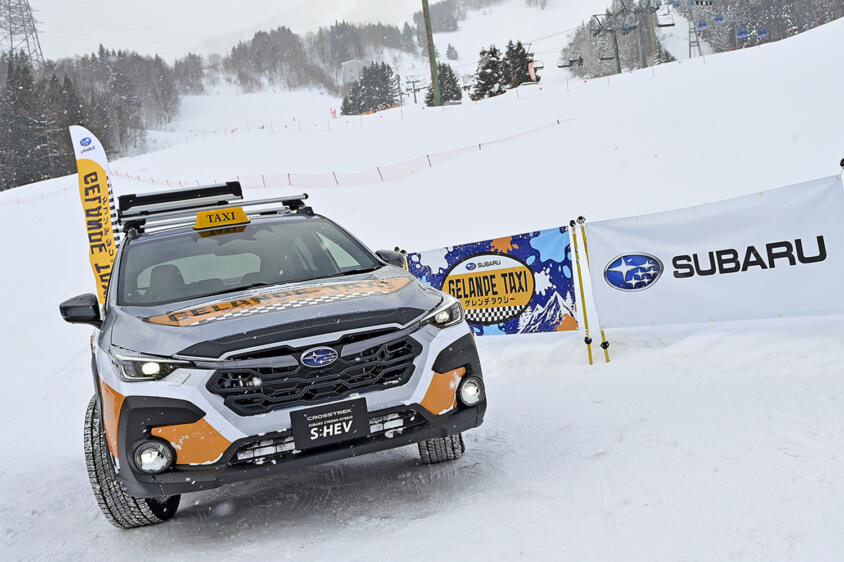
207,336,423,416
229,409,425,466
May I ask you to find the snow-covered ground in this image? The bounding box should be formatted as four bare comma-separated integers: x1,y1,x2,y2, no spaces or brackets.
1,15,843,562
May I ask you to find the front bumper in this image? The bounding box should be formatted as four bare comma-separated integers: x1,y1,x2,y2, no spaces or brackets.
121,402,484,497
100,325,485,498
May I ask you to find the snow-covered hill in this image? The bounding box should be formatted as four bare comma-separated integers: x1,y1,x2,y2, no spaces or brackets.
1,16,843,561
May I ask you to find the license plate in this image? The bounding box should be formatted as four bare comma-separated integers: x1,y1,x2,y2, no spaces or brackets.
290,398,369,451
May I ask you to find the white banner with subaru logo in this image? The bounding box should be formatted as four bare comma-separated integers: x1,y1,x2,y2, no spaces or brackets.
585,176,844,328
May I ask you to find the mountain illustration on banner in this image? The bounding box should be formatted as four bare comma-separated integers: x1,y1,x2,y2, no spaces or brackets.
517,291,577,334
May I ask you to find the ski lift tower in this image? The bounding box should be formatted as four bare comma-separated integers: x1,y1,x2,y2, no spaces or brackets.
0,0,45,67
688,0,713,58
591,8,626,75
624,0,661,69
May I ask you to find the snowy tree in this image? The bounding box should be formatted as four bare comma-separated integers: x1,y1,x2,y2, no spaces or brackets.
470,45,507,101
425,63,463,106
173,53,205,95
341,62,399,114
446,43,459,60
503,40,539,87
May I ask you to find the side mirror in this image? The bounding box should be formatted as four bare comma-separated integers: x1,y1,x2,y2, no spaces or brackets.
376,249,406,268
60,293,102,328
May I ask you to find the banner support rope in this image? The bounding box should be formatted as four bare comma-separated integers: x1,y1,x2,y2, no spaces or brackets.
577,216,611,363
570,220,593,365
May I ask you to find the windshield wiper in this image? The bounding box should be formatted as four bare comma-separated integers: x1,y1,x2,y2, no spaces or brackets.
323,266,382,279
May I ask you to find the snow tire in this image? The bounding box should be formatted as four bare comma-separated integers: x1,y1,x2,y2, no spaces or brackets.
84,396,180,529
417,433,465,464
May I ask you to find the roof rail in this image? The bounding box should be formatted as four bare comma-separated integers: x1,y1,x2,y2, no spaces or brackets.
117,182,310,234
118,182,243,218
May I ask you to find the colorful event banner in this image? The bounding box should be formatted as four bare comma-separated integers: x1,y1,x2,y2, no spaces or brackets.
585,176,844,328
69,125,119,304
408,227,578,335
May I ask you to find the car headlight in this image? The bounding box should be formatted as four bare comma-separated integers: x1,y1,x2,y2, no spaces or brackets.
113,354,190,381
422,294,464,328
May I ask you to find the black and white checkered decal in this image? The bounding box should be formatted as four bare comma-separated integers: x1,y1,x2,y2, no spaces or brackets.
465,306,525,325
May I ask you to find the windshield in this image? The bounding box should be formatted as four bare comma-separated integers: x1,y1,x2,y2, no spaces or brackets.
118,218,380,306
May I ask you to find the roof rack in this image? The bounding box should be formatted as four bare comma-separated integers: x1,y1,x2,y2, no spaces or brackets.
117,181,310,234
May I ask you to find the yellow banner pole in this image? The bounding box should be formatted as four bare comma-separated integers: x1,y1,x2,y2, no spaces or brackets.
577,217,611,363
569,220,593,365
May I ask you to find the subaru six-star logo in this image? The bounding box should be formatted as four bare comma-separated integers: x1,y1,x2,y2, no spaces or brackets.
80,137,93,147
300,347,339,368
604,253,664,292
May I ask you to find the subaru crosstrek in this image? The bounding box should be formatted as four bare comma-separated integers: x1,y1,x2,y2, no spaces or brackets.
60,183,486,528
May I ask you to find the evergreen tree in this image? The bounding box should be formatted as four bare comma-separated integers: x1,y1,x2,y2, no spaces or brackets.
503,40,539,87
340,81,363,115
174,53,205,94
1,57,40,188
401,23,417,52
425,63,462,106
340,62,398,114
446,43,459,60
470,45,506,101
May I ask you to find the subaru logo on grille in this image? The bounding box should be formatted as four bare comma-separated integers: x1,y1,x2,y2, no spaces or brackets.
300,347,338,368
604,253,664,292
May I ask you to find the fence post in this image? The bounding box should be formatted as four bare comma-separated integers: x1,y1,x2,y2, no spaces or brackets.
262,174,267,187
288,173,292,186
377,167,384,181
427,155,432,167
333,172,339,185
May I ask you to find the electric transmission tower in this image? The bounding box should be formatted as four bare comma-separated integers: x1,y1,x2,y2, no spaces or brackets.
0,0,46,67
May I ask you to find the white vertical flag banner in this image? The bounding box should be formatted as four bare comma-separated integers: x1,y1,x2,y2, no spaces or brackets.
586,176,844,328
69,126,119,304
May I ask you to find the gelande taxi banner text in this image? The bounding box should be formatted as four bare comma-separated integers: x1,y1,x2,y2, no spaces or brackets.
408,227,578,335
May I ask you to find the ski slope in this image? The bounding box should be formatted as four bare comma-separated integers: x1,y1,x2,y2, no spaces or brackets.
1,17,844,562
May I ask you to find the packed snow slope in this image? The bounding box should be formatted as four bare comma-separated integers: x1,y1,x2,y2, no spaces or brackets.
1,18,843,561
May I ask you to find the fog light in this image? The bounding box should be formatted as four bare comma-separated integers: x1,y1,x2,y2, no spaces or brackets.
458,376,484,406
140,362,161,376
134,441,175,474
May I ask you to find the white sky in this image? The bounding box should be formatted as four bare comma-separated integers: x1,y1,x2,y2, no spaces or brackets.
29,0,423,61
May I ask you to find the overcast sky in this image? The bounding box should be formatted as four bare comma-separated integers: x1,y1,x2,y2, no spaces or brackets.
30,0,423,61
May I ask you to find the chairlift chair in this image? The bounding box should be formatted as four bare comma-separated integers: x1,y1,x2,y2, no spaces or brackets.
532,59,545,70
714,14,725,24
736,26,750,39
757,25,769,38
557,56,570,68
656,12,676,27
698,19,708,30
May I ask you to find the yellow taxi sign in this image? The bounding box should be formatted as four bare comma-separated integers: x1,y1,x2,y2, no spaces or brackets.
194,206,250,230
